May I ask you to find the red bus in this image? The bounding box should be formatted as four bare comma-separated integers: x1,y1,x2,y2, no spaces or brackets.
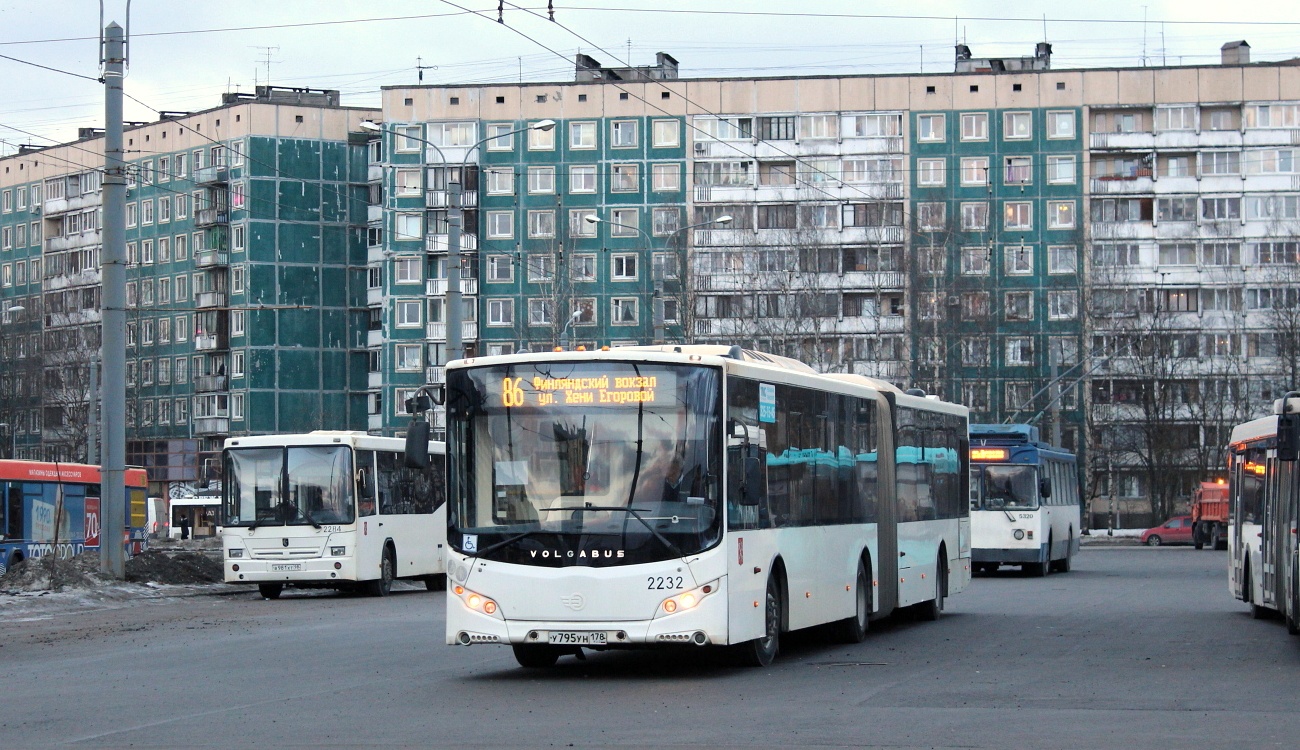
0,460,149,575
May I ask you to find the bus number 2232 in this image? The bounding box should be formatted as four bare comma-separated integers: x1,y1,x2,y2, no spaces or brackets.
648,576,684,590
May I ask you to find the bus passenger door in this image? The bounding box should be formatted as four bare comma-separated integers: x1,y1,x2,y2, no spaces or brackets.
726,427,772,645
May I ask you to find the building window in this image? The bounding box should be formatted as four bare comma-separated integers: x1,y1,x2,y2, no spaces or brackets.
1048,291,1078,320
916,158,946,186
569,121,597,149
487,254,514,282
962,338,990,367
1202,197,1241,221
524,298,551,327
652,119,680,147
917,114,945,142
1004,291,1034,321
1156,197,1196,222
1005,245,1033,275
960,202,988,231
571,254,597,282
1005,337,1035,366
1047,111,1075,139
960,112,988,141
1047,201,1076,229
611,163,639,192
569,209,597,237
960,157,989,186
758,116,795,141
395,213,423,242
1202,151,1240,175
611,120,638,148
651,163,680,191
527,166,555,194
485,168,514,195
798,114,838,139
611,253,638,280
487,211,513,239
961,292,990,320
1004,111,1032,140
611,297,638,325
569,165,596,193
527,210,555,238
652,207,681,236
487,299,514,326
611,208,638,236
527,253,554,282
528,125,555,151
486,123,514,151
1047,155,1076,184
917,202,946,231
396,300,421,327
1004,202,1032,230
1047,245,1077,274
1004,156,1032,185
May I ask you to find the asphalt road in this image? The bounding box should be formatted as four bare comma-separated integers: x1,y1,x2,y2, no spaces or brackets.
3,547,1299,749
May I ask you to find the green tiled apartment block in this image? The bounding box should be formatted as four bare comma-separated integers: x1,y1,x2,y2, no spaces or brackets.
910,106,1085,450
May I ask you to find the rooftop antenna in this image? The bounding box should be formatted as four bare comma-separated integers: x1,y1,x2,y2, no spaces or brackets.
417,56,437,84
252,45,279,87
1141,6,1148,66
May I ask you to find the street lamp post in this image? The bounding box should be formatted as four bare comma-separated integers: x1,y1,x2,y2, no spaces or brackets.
364,119,555,366
584,214,731,345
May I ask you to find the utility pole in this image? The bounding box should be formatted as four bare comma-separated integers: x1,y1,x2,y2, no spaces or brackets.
100,22,127,579
446,173,464,362
87,356,98,464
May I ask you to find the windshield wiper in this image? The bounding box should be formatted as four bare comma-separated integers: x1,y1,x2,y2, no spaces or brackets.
467,528,544,558
299,505,323,530
571,505,685,559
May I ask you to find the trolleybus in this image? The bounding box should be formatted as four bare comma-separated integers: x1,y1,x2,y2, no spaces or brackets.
0,460,149,574
441,345,971,667
1227,395,1300,631
968,424,1081,575
221,431,447,598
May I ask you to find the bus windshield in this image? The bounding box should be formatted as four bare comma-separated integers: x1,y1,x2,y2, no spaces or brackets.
447,361,722,566
973,465,1039,510
224,446,355,526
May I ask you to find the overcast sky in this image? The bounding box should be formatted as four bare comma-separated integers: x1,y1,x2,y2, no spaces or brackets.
2,0,1299,154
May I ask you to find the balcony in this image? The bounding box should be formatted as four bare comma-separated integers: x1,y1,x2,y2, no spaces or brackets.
195,333,228,351
425,366,446,384
426,232,478,253
1089,132,1155,151
425,190,478,209
426,321,479,341
1089,175,1154,195
193,417,230,436
426,278,478,296
193,374,228,393
194,165,229,185
194,250,229,269
195,208,230,227
196,291,228,309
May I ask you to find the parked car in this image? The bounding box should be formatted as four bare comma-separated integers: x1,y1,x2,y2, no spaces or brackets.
1141,515,1195,546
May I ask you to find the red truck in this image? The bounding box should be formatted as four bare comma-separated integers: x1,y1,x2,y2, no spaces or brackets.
1191,481,1229,550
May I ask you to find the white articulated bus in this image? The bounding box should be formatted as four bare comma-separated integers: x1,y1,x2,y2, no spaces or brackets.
441,346,971,667
968,424,1081,576
221,431,447,599
1228,395,1300,632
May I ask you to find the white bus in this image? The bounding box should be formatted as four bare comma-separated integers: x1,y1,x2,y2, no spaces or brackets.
221,431,447,599
441,346,971,667
968,424,1081,576
1228,396,1300,632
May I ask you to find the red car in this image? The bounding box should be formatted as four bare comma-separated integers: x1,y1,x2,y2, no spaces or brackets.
1141,515,1195,546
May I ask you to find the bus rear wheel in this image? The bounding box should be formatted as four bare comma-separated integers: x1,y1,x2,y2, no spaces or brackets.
424,574,447,592
738,575,781,667
833,560,870,644
512,644,561,668
258,583,283,599
916,562,946,622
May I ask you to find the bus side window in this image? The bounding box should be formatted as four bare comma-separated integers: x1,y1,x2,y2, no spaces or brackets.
355,449,376,517
377,451,398,514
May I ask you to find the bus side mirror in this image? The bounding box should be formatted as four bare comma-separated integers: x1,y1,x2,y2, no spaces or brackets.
1279,412,1300,462
405,420,431,469
1040,477,1052,499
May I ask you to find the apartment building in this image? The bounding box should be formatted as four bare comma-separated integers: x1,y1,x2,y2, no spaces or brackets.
0,86,377,493
379,44,1300,524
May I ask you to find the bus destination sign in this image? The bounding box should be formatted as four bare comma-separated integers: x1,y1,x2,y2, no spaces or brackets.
970,447,1010,462
496,371,676,408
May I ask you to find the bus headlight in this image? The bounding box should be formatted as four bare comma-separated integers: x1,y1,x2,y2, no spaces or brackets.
453,584,503,619
1013,529,1025,540
330,546,346,556
657,580,719,617
227,548,244,558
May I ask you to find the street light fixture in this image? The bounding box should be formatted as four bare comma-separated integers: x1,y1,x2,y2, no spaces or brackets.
360,118,556,365
584,213,732,344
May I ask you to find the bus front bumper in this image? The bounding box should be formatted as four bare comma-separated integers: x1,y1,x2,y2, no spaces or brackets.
225,558,356,585
446,582,730,648
972,547,1045,565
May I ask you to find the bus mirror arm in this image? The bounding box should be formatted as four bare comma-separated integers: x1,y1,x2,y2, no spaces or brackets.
1277,391,1300,461
1040,477,1052,499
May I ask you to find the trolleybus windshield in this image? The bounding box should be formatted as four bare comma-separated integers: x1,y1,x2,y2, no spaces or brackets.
447,361,722,566
972,465,1039,511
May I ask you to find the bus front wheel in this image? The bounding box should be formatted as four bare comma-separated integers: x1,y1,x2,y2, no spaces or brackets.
738,575,782,667
366,548,395,597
